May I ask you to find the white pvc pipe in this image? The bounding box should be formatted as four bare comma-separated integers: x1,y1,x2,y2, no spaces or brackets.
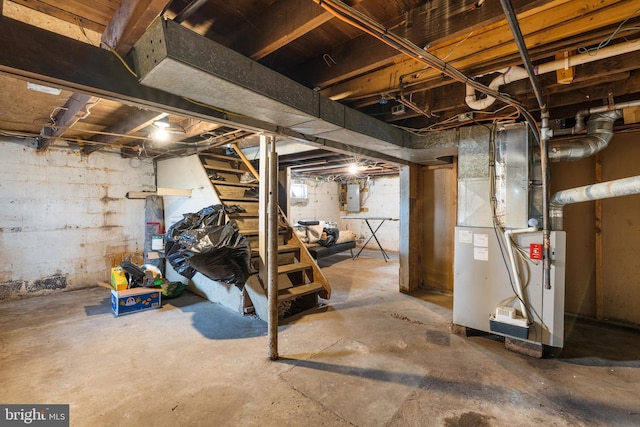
465,67,527,110
503,226,539,321
466,39,640,110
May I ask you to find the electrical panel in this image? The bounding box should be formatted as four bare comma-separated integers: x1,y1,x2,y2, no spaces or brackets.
347,184,360,212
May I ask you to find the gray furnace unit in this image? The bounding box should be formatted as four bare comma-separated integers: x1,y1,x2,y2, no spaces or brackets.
453,123,566,348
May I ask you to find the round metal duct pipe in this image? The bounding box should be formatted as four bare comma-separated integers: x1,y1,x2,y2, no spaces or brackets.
548,110,621,162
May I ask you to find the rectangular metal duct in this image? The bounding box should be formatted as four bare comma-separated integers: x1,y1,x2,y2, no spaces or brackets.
133,19,423,162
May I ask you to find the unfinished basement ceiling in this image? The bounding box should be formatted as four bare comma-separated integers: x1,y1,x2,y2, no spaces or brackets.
1,0,639,174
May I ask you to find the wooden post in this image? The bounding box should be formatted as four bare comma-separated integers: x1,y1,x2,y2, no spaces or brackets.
399,163,424,292
595,153,604,320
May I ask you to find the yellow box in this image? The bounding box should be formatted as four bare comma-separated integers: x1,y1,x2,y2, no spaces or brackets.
110,267,128,291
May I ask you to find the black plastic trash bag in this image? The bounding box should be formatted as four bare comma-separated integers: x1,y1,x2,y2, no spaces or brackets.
164,205,251,288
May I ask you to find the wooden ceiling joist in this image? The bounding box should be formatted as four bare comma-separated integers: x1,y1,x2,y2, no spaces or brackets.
9,0,113,33
302,0,549,90
102,0,170,54
320,0,637,101
229,0,333,60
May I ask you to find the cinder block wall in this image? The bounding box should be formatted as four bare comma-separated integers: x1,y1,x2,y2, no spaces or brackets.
0,140,155,300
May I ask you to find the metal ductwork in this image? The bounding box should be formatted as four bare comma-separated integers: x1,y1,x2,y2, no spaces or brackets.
132,18,421,163
548,110,621,162
550,175,640,230
130,18,494,165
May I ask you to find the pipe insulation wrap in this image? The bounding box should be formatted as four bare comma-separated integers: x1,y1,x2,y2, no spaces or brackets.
548,110,621,162
550,175,640,229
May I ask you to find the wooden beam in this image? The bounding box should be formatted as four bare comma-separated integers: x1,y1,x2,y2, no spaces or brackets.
399,163,424,292
228,0,363,60
175,118,221,141
526,71,640,111
229,0,332,60
320,0,636,101
0,17,270,140
9,0,109,33
35,0,169,151
102,0,170,54
126,188,193,198
301,0,551,89
378,51,639,124
55,0,168,153
595,153,604,320
38,94,100,150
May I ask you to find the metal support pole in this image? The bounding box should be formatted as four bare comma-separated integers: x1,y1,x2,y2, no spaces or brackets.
266,136,279,360
540,113,552,289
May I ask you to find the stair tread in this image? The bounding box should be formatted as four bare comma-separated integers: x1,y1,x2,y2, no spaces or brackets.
211,180,258,188
227,212,259,218
241,227,290,236
278,244,299,253
250,245,300,258
278,262,312,275
203,164,245,174
278,282,324,301
219,196,258,202
200,153,241,162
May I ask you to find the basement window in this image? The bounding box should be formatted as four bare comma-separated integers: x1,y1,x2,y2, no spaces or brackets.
290,182,308,204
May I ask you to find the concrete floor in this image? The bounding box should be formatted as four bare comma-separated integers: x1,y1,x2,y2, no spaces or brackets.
2,250,640,426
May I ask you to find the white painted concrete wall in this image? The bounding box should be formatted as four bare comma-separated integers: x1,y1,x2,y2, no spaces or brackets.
156,155,245,312
341,177,400,252
156,155,220,232
0,140,155,299
289,176,400,252
288,178,341,225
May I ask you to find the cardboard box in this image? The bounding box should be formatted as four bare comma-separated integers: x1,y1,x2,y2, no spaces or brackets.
111,267,129,291
111,287,161,317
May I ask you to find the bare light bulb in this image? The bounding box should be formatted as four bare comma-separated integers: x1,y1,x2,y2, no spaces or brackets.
151,127,170,143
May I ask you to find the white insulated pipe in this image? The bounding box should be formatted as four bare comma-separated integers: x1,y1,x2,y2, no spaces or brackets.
550,175,640,230
465,39,640,110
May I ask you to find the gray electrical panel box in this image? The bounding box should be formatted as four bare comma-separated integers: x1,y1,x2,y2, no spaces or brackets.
347,184,360,212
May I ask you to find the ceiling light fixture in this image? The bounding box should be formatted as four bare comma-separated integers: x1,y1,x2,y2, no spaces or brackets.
348,163,359,175
27,82,61,96
153,116,170,128
151,127,170,143
151,117,171,143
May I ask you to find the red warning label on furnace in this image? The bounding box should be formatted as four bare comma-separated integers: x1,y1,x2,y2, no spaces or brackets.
530,243,543,260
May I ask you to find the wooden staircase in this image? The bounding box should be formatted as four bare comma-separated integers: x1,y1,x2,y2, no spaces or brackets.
198,146,330,320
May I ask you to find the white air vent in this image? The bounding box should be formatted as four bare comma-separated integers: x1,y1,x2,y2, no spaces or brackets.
496,306,516,319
